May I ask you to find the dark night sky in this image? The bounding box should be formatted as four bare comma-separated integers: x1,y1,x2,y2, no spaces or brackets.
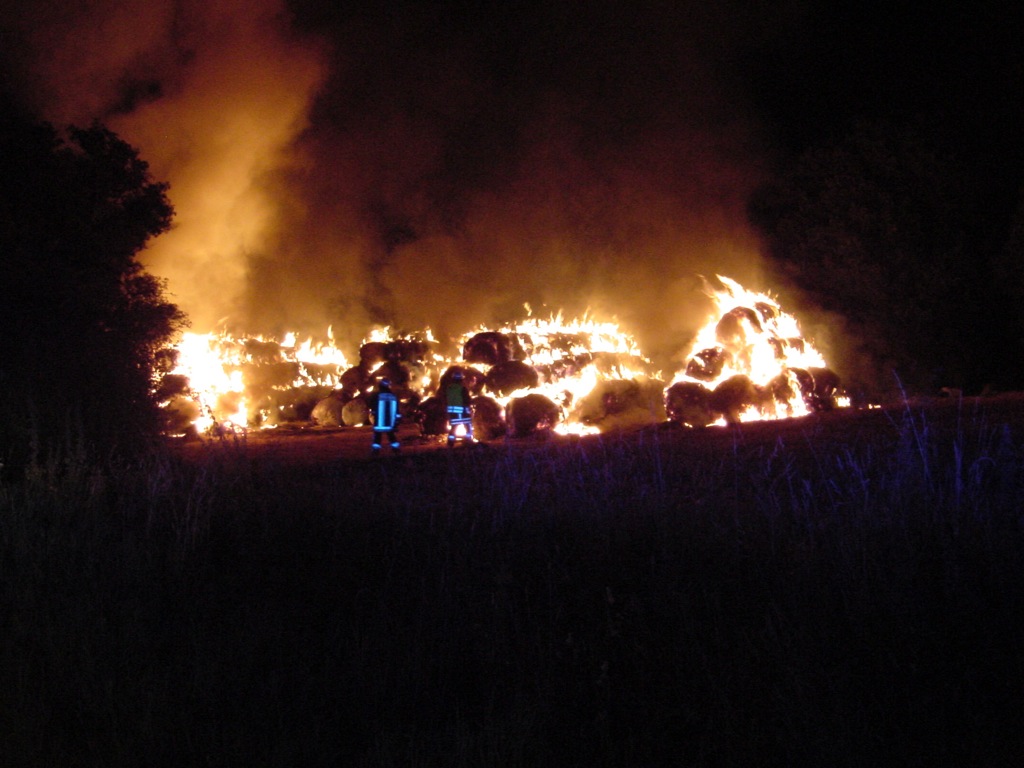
2,0,1021,366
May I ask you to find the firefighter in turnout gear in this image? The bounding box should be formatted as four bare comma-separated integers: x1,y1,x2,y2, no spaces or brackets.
445,370,474,445
369,378,401,454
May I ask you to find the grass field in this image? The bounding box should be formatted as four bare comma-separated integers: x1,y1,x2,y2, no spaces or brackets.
3,396,1024,767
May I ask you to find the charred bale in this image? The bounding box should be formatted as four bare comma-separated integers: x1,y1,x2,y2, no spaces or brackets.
359,341,388,368
507,393,560,438
709,374,758,425
508,333,530,360
685,347,730,382
369,359,411,391
788,367,839,412
471,396,506,440
577,377,667,432
485,360,540,397
387,337,433,365
665,381,714,427
340,365,370,397
807,367,841,411
463,331,514,367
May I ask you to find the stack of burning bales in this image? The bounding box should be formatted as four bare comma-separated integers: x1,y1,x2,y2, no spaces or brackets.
311,336,436,428
173,277,847,438
665,300,842,427
311,326,666,439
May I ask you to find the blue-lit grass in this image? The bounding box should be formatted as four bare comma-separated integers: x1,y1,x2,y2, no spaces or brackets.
2,399,1024,767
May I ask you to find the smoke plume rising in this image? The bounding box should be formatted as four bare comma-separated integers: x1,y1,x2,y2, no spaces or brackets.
4,0,779,369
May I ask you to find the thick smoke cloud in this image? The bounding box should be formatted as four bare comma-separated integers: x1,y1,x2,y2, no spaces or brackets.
3,0,782,368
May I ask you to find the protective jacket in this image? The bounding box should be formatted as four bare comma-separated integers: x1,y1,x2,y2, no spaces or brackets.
373,390,400,431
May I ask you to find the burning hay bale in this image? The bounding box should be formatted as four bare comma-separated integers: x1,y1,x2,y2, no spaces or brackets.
715,306,762,349
471,395,506,440
577,377,667,432
485,360,540,397
791,366,842,411
685,347,729,382
463,331,515,367
665,381,714,427
760,373,798,417
709,374,759,425
507,393,560,438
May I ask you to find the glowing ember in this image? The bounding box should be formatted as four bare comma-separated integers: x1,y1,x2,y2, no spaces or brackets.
160,276,846,438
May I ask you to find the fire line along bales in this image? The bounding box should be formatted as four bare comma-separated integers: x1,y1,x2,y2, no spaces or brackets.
164,275,849,442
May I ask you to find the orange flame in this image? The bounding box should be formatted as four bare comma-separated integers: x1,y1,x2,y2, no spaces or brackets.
162,276,846,437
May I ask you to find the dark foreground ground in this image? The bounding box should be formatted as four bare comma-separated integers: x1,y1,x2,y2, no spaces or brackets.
3,394,1024,766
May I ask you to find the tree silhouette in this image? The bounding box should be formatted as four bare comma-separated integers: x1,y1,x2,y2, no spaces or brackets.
0,106,186,469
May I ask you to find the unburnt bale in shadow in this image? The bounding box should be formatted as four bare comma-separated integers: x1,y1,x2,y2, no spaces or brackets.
311,390,346,426
342,396,370,426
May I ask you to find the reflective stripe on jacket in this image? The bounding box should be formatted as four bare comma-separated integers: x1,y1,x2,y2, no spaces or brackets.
374,392,399,431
